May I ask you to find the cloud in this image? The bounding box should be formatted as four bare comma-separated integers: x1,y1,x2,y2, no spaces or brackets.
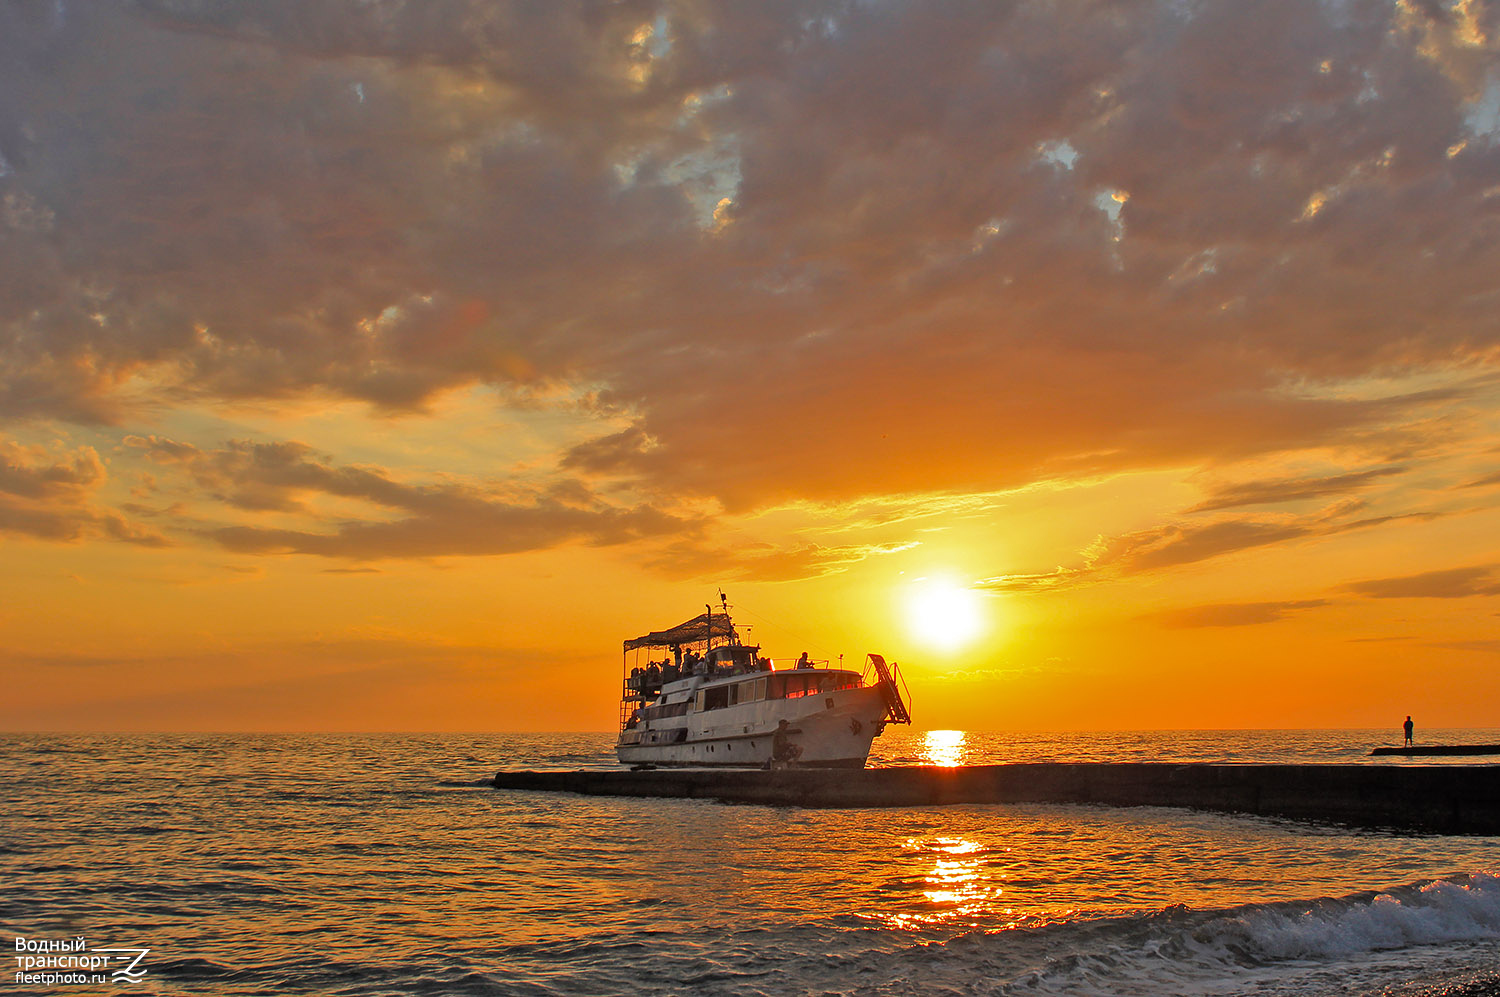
560,427,659,476
121,434,694,560
1100,518,1323,573
128,435,420,512
1099,503,1442,575
1151,599,1329,628
1461,469,1500,489
1344,565,1500,599
644,537,919,582
925,662,1054,683
0,0,1493,523
979,566,1095,594
1187,466,1407,512
1426,639,1500,653
206,504,682,560
0,440,102,497
982,500,1438,592
0,440,167,546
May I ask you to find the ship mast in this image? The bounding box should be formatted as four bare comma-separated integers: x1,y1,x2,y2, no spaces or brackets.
705,589,730,651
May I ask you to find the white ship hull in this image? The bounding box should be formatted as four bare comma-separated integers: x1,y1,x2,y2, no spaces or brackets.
617,684,889,768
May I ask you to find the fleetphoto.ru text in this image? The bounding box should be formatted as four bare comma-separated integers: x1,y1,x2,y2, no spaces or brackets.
14,936,149,988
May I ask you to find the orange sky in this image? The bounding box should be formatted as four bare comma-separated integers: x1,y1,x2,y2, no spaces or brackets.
3,1,1500,731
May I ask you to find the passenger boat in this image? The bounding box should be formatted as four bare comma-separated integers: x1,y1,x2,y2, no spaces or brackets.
616,595,911,768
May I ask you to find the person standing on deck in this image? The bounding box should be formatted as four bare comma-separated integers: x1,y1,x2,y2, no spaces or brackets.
1404,715,1414,747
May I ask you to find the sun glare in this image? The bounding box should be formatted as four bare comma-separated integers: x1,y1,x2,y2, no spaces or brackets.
920,729,968,767
905,578,985,652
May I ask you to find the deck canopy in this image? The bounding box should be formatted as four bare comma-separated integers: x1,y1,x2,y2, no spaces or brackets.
624,612,738,651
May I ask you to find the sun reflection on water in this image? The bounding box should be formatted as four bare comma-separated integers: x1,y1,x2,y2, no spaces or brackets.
880,835,1017,931
920,729,967,767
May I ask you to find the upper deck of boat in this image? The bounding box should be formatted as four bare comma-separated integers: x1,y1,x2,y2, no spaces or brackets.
624,643,863,704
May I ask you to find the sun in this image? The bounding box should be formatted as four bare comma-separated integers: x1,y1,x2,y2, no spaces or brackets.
904,577,985,652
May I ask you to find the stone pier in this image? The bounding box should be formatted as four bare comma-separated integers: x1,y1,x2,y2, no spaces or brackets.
492,763,1500,834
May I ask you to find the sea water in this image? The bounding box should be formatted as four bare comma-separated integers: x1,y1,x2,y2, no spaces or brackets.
3,730,1499,996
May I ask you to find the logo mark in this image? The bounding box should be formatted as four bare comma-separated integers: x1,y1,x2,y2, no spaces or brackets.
90,947,151,984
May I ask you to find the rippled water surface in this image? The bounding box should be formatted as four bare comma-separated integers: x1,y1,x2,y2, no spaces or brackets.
4,731,1500,996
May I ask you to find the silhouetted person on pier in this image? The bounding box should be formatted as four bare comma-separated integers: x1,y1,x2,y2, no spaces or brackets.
1404,716,1414,747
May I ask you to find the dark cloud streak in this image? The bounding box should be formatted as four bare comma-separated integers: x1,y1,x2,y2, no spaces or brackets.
1188,466,1407,512
1344,565,1500,599
981,500,1442,592
124,435,695,560
1151,599,1330,628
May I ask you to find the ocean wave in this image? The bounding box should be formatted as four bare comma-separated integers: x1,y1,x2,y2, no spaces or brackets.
478,881,1500,997
995,873,1500,996
1220,875,1500,960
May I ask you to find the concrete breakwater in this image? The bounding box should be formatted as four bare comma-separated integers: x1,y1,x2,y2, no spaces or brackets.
492,763,1500,834
1370,745,1500,757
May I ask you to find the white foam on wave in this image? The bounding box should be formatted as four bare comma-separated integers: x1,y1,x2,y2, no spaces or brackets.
1224,873,1500,961
1003,874,1500,997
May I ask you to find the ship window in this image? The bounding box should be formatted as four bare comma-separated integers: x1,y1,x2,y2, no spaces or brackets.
729,679,764,705
774,673,821,699
640,701,690,722
703,686,729,711
825,671,860,692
